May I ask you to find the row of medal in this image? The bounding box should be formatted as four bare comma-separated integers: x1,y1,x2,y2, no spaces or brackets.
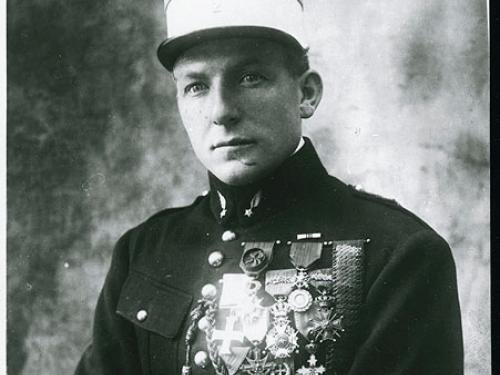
184,241,344,375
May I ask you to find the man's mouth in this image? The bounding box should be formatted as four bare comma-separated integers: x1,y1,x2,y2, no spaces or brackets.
212,138,255,149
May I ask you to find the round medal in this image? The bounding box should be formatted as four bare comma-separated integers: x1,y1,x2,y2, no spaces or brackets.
240,247,269,277
287,289,313,312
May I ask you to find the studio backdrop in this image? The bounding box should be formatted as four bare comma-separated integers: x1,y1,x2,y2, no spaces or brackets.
7,0,489,374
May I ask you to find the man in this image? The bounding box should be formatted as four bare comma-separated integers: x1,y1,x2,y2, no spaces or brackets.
76,0,463,374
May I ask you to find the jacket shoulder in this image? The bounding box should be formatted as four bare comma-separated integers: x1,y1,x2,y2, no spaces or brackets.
120,193,207,246
345,183,433,232
144,194,206,223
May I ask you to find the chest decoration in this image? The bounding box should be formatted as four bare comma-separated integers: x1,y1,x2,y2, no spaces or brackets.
181,239,366,375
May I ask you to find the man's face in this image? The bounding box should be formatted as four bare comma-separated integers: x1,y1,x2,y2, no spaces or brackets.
173,38,303,186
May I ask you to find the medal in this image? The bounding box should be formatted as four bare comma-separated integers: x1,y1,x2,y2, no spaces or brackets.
287,242,323,312
296,354,326,375
240,242,275,278
219,274,254,308
212,310,245,354
265,269,334,298
289,242,323,269
265,269,296,297
307,309,343,343
239,347,274,375
219,274,270,345
239,280,269,344
273,362,293,375
265,298,298,359
287,289,313,312
295,286,343,343
266,324,298,359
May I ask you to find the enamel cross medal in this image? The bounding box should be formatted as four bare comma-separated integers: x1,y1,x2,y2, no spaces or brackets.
235,242,276,373
218,241,274,375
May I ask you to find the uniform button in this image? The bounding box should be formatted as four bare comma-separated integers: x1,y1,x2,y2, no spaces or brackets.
208,251,224,267
221,230,237,242
136,309,148,322
201,283,217,300
194,350,209,368
197,316,210,332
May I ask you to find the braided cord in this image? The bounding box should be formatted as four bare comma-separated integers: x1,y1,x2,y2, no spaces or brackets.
182,299,207,374
203,300,229,375
325,341,336,372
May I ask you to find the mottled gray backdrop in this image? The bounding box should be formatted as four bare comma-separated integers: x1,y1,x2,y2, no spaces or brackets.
7,0,489,374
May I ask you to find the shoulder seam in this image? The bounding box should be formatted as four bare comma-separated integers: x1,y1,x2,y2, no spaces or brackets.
146,194,206,222
348,185,433,231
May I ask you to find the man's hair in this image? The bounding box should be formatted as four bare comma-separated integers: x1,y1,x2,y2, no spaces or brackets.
283,45,310,77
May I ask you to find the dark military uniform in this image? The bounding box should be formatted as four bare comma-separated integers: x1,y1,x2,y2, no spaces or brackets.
75,138,463,374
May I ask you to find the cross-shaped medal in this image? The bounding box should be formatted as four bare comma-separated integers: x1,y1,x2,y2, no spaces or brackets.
213,313,245,354
274,364,291,375
296,354,326,375
239,347,275,375
309,310,344,343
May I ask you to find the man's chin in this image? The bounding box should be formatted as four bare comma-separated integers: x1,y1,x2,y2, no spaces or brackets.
210,163,266,187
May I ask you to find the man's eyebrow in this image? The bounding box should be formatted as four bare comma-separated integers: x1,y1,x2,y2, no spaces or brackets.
173,70,207,81
231,57,268,70
173,56,270,80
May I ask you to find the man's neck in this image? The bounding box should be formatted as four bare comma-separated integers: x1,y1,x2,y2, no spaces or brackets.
208,137,329,227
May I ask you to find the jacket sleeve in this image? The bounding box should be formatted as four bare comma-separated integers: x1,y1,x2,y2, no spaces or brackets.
348,229,464,375
75,229,143,375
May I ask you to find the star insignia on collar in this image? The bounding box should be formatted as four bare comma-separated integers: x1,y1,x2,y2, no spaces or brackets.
244,190,262,218
217,191,227,218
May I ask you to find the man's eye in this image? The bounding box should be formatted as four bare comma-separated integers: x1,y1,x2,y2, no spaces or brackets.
240,73,265,85
184,83,207,95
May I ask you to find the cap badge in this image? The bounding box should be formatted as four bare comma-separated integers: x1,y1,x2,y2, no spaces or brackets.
210,0,222,13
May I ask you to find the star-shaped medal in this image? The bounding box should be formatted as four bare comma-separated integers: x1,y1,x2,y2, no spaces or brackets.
309,310,344,343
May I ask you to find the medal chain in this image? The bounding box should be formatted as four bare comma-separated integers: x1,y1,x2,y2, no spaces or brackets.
182,299,208,374
203,300,230,375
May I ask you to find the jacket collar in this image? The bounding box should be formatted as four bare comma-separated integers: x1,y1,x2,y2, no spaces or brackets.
208,138,329,228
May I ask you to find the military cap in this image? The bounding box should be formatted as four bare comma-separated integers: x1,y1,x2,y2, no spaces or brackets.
157,0,308,71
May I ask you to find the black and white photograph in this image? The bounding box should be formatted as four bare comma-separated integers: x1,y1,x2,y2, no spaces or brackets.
7,0,489,374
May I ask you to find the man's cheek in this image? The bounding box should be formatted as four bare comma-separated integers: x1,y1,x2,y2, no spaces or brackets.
185,108,209,126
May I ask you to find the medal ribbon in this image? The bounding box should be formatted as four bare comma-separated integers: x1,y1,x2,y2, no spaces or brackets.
289,242,323,269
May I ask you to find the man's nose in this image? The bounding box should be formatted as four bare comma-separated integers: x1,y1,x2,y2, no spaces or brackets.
210,83,240,126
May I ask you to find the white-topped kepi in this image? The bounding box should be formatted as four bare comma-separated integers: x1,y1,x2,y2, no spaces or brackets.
157,0,308,70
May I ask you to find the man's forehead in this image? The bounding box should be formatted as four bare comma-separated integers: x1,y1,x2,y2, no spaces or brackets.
173,38,286,75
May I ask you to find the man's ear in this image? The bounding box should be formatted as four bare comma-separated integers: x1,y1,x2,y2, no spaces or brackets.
298,70,323,119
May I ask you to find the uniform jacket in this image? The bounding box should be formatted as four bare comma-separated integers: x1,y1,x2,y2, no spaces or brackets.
75,138,463,375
